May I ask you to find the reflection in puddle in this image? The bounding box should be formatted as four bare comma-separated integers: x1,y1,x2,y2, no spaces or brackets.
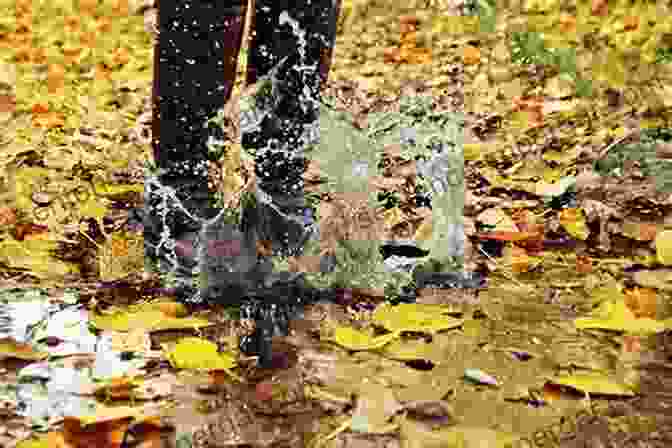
0,288,146,427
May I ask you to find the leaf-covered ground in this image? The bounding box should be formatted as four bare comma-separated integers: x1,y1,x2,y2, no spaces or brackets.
1,0,672,447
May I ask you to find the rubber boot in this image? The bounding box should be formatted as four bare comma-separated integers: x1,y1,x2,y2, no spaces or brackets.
241,0,339,261
145,0,249,303
235,0,341,367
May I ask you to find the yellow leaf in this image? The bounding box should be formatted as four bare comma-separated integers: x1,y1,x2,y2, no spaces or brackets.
372,303,464,334
165,337,236,371
656,230,672,265
91,309,211,332
331,326,398,351
79,196,108,221
383,207,405,229
413,218,432,242
547,372,635,397
559,208,590,241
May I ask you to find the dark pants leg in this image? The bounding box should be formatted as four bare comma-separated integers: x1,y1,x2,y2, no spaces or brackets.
146,0,248,299
234,0,341,363
241,0,339,258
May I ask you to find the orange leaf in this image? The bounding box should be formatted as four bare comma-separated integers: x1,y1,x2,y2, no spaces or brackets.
80,31,96,47
95,17,113,33
542,383,564,402
15,0,32,14
0,94,16,113
576,255,593,274
62,416,131,448
476,231,535,242
111,238,130,257
512,96,544,127
31,102,49,114
15,14,32,33
80,0,98,14
462,45,481,65
409,48,432,65
14,46,31,63
13,222,48,240
95,63,113,81
46,431,69,448
401,31,418,46
31,47,47,64
622,335,642,354
509,245,530,273
591,0,608,16
624,287,658,319
64,15,80,28
48,64,66,94
64,15,81,32
623,15,639,31
32,111,65,128
48,63,66,77
383,47,400,63
631,222,658,241
153,301,185,318
0,207,16,226
112,47,130,66
399,15,419,25
558,14,576,33
112,0,129,16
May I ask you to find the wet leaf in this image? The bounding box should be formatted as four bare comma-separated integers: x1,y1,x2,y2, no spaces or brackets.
656,230,672,265
90,309,211,332
574,297,672,335
330,325,399,351
164,337,236,372
559,208,590,241
372,303,464,334
546,372,636,397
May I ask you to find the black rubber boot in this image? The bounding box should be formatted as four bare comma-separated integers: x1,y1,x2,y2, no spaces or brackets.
235,0,341,366
145,0,248,302
242,0,338,259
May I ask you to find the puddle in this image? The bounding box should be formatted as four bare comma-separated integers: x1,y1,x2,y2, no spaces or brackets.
0,288,148,428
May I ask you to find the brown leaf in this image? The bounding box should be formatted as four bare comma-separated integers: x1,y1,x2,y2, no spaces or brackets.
462,45,481,65
399,15,419,25
623,15,639,31
0,94,14,114
591,0,608,16
624,287,658,319
383,47,400,63
656,142,672,160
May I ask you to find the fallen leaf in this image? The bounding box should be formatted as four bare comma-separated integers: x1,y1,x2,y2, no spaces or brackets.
591,0,608,16
462,45,481,65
